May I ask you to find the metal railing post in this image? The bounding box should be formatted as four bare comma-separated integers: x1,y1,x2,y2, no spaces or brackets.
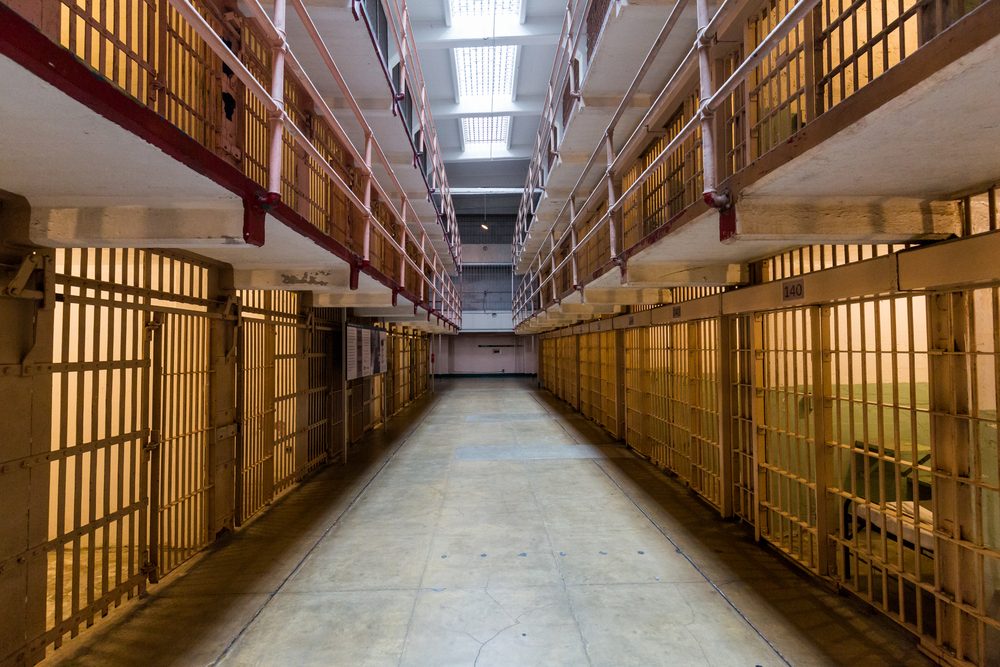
696,0,718,201
568,195,580,289
604,133,618,260
399,199,408,287
267,0,287,197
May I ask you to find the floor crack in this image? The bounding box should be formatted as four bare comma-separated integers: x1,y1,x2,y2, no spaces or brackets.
473,619,519,666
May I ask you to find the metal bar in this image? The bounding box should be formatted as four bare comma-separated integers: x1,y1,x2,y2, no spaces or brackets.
164,0,460,322
696,0,718,196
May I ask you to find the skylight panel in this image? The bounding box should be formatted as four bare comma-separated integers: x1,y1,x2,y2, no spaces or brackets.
453,45,517,100
462,116,511,144
449,0,522,19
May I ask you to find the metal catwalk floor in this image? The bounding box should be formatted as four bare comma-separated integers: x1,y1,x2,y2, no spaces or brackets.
45,378,929,666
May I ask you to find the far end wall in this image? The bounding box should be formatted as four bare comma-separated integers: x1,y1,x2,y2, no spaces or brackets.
433,333,537,375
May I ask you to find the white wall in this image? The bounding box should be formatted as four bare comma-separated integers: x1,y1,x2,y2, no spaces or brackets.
462,311,514,331
432,333,537,375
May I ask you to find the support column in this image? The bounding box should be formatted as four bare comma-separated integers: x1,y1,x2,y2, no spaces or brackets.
574,333,582,410
341,312,350,460
614,328,627,441
750,312,766,542
928,291,976,658
0,200,54,665
267,0,286,198
811,305,834,576
717,315,735,518
295,294,312,478
604,134,620,262
208,268,239,537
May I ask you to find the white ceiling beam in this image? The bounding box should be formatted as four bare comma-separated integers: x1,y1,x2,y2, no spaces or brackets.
511,42,522,102
456,117,466,152
413,17,562,49
431,97,543,119
443,146,533,161
450,187,533,194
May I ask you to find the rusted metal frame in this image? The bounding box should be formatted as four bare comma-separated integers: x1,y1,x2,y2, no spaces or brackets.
168,0,278,115
715,314,735,517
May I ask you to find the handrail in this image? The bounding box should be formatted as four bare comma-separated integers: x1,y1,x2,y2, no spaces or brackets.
512,0,835,328
168,0,461,327
511,0,594,256
286,1,432,251
513,0,694,267
355,0,462,269
512,0,697,303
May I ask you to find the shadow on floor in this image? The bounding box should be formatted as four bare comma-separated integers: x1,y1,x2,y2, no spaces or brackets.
48,379,930,667
530,387,930,667
44,392,440,667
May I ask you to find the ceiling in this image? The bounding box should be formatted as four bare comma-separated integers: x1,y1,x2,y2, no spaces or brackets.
408,0,563,189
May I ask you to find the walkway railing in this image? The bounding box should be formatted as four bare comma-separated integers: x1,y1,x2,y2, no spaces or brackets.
354,0,462,268
512,0,989,329
511,0,601,262
8,0,461,328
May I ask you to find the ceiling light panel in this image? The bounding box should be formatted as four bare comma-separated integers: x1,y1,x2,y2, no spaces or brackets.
462,116,511,144
449,0,522,19
454,45,517,100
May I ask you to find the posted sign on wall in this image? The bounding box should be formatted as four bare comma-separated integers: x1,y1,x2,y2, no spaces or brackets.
346,325,387,380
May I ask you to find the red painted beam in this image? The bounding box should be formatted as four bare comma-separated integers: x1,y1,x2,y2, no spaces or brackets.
0,4,456,327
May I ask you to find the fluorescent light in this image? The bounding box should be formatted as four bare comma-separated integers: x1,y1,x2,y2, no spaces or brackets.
461,116,511,144
451,11,519,157
481,224,490,230
449,0,521,19
454,45,517,100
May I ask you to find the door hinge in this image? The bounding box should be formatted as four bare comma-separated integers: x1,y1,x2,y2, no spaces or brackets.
3,252,46,300
140,558,159,583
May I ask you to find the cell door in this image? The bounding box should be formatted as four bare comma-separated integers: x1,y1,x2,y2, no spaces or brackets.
756,307,822,572
46,249,155,654
146,251,216,582
236,316,276,525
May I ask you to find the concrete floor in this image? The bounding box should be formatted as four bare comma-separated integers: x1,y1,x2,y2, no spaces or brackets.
47,378,930,667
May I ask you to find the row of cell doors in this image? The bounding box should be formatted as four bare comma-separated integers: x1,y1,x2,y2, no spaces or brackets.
39,250,341,660
542,289,999,666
